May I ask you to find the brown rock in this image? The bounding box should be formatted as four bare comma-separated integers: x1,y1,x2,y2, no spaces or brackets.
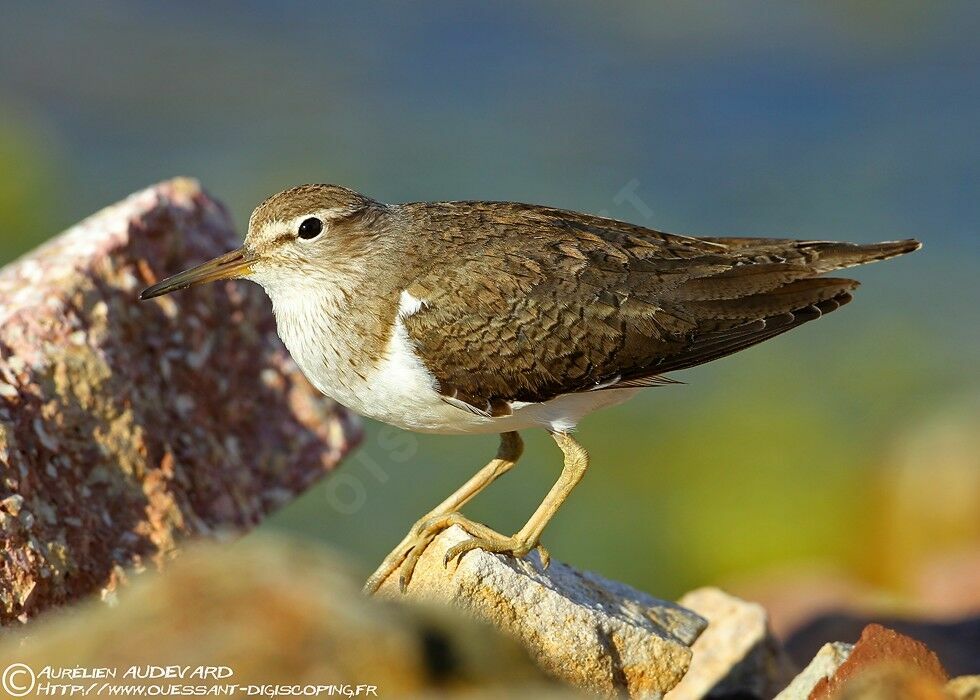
809,623,948,700
786,613,980,678
377,525,706,699
667,587,797,700
0,179,360,625
0,536,559,698
831,665,949,700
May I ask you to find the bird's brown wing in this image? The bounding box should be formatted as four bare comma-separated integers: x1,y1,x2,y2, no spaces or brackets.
399,202,919,413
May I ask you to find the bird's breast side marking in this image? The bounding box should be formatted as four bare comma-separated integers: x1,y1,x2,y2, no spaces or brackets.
397,289,428,318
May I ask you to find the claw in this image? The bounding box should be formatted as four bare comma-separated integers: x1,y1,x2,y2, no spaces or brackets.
536,545,551,570
441,533,546,572
366,512,513,594
442,540,470,569
366,509,546,594
443,541,470,568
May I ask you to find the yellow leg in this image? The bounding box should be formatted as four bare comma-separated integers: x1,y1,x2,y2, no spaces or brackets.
442,431,588,569
363,432,523,594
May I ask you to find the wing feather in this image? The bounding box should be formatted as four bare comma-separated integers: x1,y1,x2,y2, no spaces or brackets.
398,202,917,407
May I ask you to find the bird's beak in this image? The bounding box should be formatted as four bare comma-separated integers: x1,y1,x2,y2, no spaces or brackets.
140,247,255,300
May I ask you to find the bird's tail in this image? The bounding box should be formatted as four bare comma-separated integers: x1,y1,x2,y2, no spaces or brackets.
699,237,922,274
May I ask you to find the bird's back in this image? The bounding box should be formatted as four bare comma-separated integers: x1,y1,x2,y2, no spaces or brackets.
396,200,920,414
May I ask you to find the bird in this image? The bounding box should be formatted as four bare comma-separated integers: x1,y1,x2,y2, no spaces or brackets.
140,184,921,593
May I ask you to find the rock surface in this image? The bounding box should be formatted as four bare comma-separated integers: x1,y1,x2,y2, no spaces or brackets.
809,623,948,699
786,612,980,678
376,525,707,699
0,536,561,698
774,642,853,700
666,587,797,699
830,664,950,700
0,179,360,625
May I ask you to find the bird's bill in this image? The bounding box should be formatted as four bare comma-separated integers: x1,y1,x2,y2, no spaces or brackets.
140,247,254,300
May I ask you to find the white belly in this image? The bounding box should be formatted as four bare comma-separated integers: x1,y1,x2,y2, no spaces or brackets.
273,295,640,435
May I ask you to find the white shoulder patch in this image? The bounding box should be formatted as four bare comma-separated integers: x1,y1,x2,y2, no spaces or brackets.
398,289,428,318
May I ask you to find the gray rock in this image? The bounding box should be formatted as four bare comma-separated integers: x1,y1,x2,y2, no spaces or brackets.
377,525,707,699
666,587,797,699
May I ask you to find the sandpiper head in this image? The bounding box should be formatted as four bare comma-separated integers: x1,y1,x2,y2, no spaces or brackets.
140,184,383,300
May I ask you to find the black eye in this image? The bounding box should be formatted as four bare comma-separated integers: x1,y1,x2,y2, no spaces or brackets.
298,217,323,240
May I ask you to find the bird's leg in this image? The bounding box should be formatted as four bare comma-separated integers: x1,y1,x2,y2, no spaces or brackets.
442,431,588,569
363,431,523,594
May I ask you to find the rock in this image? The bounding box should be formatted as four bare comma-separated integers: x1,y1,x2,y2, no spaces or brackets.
0,536,562,698
376,525,707,698
947,676,980,700
787,613,980,678
666,587,797,699
0,179,360,625
774,642,853,700
809,623,948,699
831,665,949,700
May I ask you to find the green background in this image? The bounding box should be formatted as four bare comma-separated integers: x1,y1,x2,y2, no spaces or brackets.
1,2,976,601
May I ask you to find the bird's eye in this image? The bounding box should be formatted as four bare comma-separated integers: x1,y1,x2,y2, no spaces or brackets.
298,217,323,240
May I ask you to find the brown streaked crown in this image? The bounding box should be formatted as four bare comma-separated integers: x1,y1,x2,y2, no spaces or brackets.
248,184,374,233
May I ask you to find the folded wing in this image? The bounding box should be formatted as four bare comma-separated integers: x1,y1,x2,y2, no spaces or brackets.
400,202,919,412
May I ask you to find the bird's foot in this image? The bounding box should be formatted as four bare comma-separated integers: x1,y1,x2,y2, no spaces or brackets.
363,512,506,595
443,530,551,571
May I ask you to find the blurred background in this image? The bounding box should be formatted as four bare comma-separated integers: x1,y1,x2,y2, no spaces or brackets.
1,1,977,623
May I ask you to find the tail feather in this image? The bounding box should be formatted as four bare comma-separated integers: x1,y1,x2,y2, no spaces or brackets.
646,289,856,376
682,277,860,321
673,262,814,300
700,237,922,273
596,234,918,391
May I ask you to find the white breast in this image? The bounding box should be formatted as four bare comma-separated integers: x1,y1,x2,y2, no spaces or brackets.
268,286,641,435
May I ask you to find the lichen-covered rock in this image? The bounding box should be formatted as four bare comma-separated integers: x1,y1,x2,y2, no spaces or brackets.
774,642,853,700
0,179,360,624
0,536,558,698
376,525,707,699
666,587,797,699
